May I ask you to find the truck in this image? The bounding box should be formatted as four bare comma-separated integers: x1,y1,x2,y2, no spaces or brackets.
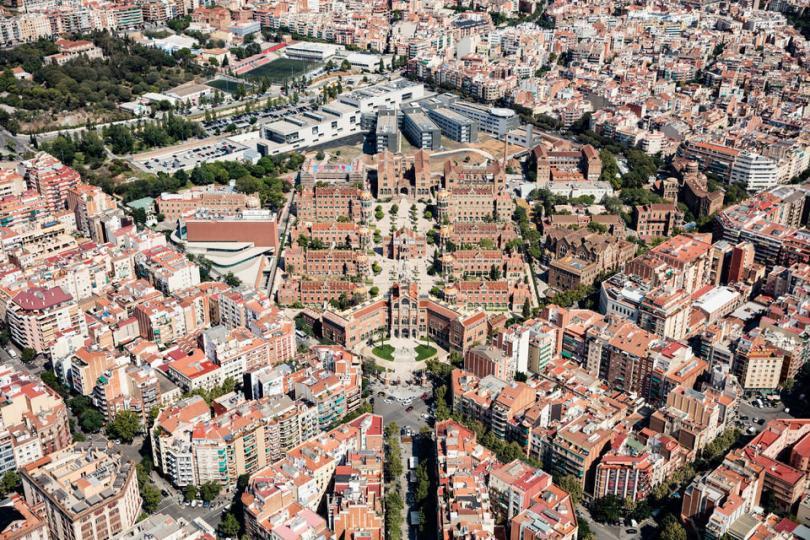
408,456,418,470
6,349,16,358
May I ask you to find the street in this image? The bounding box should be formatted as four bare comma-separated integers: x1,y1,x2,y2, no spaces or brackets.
369,375,432,540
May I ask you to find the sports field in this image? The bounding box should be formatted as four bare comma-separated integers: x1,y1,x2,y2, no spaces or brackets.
207,78,248,94
242,58,322,83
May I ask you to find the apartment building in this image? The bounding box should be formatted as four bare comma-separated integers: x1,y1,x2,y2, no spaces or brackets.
435,420,498,540
18,153,81,214
91,364,160,424
626,233,716,295
7,287,86,354
66,184,117,241
489,460,552,520
0,366,71,471
20,443,141,540
637,286,691,340
202,325,272,382
67,347,121,396
649,385,738,453
730,152,778,192
242,414,383,538
292,364,361,430
134,246,200,294
594,453,656,502
732,335,784,393
548,417,613,491
328,450,384,540
464,345,512,380
166,350,223,393
151,396,211,487
0,493,49,540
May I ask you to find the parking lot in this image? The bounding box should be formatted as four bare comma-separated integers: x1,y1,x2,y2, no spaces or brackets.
135,140,253,174
203,101,316,135
737,396,792,434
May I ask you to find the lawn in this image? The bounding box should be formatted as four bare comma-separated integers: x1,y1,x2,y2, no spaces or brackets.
242,58,322,83
372,344,395,361
415,344,437,361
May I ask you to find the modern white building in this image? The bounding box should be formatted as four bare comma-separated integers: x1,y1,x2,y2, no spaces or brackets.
342,52,384,70
730,152,778,192
285,42,345,61
337,78,424,113
259,101,362,153
257,79,425,155
442,96,519,137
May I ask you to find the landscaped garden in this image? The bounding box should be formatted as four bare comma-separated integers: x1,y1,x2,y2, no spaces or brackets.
415,344,437,361
372,344,395,360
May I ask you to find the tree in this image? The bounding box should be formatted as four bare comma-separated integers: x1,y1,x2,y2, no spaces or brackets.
414,463,429,503
219,513,241,538
184,484,198,502
200,481,221,502
20,348,36,363
224,273,241,287
659,515,687,540
141,481,162,513
576,513,595,540
0,471,20,497
522,299,531,319
378,58,385,73
390,204,399,216
435,385,450,421
369,286,380,297
590,494,624,523
557,475,583,505
131,207,147,225
107,410,142,443
79,409,105,433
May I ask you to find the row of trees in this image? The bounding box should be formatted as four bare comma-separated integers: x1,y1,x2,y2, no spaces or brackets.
103,113,205,154
384,423,405,540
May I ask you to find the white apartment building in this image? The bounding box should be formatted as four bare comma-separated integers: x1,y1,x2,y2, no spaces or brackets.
730,152,778,192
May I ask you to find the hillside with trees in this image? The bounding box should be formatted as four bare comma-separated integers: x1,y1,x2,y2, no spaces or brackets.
0,31,203,132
